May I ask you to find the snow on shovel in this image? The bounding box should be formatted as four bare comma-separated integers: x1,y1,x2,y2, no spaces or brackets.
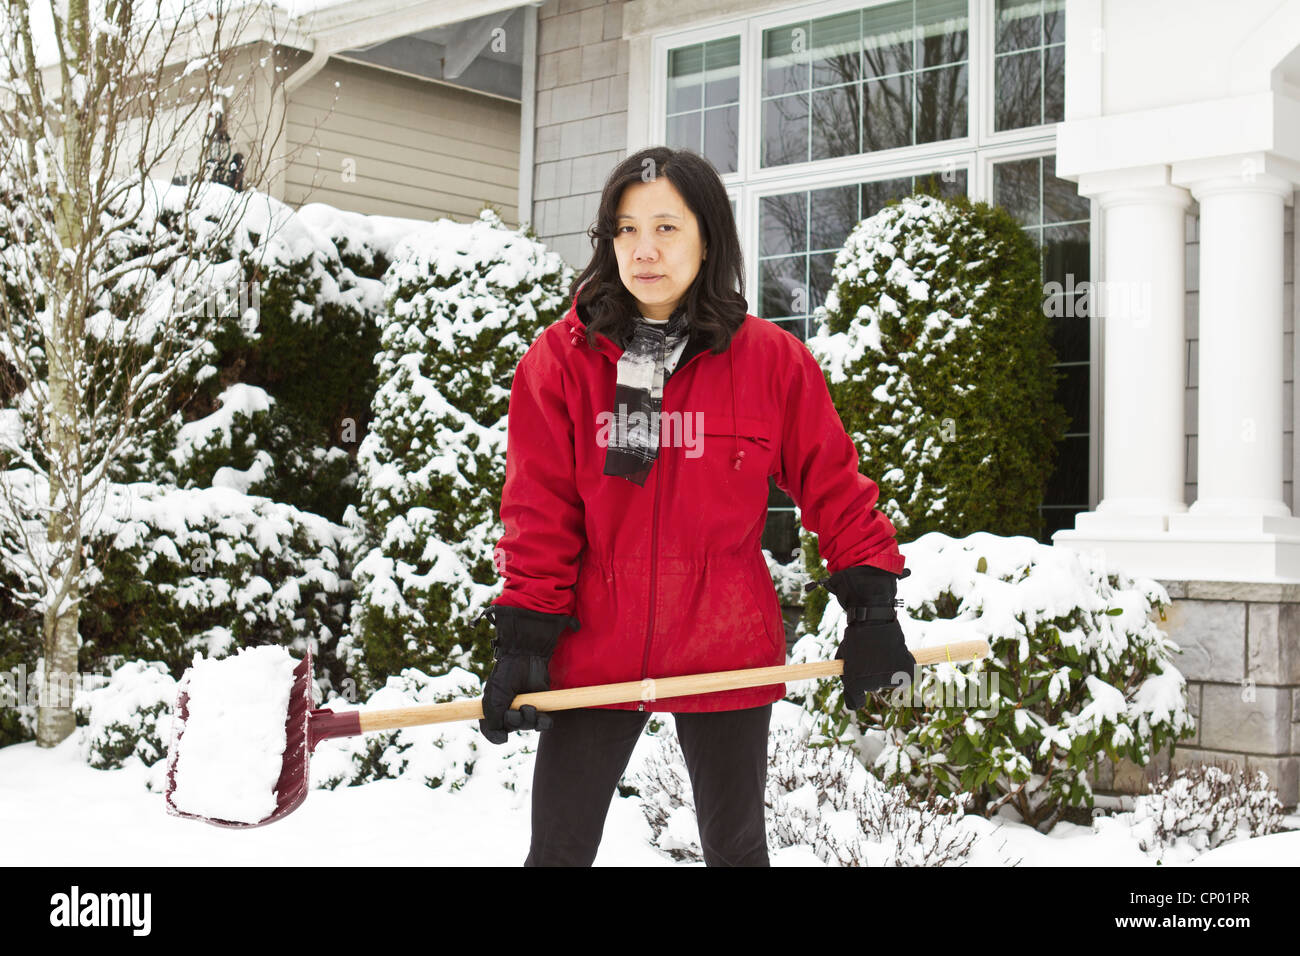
163,638,990,828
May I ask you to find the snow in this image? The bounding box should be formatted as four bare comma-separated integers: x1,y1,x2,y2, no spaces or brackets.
212,448,275,494
1187,829,1300,866
1,710,674,866
294,203,429,263
3,695,1294,865
4,636,1294,864
78,660,177,768
171,383,273,468
166,644,299,824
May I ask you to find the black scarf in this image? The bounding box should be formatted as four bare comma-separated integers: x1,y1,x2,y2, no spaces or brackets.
602,305,691,485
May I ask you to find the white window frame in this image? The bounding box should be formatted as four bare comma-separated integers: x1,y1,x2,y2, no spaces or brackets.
650,0,1068,287
647,0,1099,514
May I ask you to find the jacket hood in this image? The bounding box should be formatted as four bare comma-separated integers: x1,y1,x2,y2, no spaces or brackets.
562,284,750,472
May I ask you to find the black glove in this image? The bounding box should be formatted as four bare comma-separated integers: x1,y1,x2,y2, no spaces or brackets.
477,604,579,745
808,564,915,710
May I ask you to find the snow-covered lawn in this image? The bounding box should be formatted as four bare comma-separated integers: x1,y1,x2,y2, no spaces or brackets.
4,700,1294,867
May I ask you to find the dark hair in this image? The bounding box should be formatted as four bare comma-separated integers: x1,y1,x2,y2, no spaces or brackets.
570,146,748,354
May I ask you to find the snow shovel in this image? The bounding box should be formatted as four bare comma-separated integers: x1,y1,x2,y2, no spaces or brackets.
163,638,990,829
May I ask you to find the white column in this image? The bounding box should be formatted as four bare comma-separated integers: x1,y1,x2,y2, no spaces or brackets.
1055,160,1300,580
1076,184,1192,532
1172,171,1295,527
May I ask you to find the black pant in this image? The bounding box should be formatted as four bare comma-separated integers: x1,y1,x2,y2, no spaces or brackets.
524,703,772,867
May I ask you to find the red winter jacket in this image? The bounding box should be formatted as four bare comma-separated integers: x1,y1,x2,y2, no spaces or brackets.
490,290,906,712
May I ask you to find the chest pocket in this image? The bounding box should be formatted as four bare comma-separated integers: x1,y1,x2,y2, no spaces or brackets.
693,414,776,474
674,413,776,546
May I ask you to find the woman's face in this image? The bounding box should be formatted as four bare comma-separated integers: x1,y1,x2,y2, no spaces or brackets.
613,176,706,322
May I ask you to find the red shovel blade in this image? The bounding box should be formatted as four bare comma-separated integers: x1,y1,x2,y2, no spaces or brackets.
164,652,316,829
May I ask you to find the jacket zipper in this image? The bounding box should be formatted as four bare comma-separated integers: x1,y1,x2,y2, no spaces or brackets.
629,334,726,711
638,440,665,712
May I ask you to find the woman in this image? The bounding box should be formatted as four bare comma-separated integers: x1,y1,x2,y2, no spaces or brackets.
480,146,914,867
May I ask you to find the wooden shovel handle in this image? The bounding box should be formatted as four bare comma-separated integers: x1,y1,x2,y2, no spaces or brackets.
353,638,990,735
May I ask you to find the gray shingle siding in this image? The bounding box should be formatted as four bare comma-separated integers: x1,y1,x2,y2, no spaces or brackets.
535,0,629,271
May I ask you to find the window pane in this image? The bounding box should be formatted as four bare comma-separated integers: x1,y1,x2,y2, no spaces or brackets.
705,36,741,108
704,105,739,173
1051,310,1089,363
1044,43,1064,124
763,0,971,166
1044,0,1065,44
995,48,1041,131
761,498,799,565
666,111,700,153
1045,434,1089,504
760,192,807,257
996,0,1041,54
863,74,911,151
916,166,968,200
916,62,967,143
862,175,912,218
763,21,810,97
811,9,861,89
763,92,809,166
916,0,969,69
947,168,970,197
989,154,1090,527
992,157,1040,226
1041,505,1084,542
809,183,859,251
768,478,793,508
1042,222,1089,289
759,255,805,318
1043,156,1089,223
808,251,838,313
668,44,703,113
1057,362,1089,433
811,83,861,160
862,0,913,79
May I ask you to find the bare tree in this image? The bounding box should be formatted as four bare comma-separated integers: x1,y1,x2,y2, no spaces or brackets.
0,0,298,746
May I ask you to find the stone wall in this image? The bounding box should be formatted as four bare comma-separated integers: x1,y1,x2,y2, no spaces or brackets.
1091,579,1300,809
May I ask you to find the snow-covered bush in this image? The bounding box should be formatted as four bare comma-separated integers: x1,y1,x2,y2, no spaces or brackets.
764,546,812,608
74,659,177,770
166,382,274,490
349,209,573,692
0,474,356,698
309,660,535,793
163,376,360,530
0,181,392,524
807,191,1069,544
128,189,391,526
0,185,394,746
787,531,1197,831
1130,764,1285,858
0,180,216,482
630,711,975,865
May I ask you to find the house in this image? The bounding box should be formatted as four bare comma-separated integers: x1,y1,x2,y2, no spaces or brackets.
134,0,1300,806
100,1,533,225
